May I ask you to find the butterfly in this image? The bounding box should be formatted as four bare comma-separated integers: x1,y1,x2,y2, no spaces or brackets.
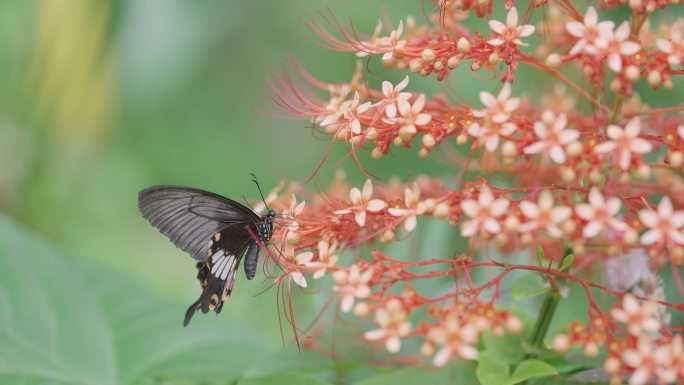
138,176,275,326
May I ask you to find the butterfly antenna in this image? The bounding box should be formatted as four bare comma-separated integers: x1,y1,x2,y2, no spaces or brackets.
250,173,270,211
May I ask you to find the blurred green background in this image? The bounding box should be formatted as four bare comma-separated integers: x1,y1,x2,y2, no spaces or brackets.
0,1,472,384
2,1,682,384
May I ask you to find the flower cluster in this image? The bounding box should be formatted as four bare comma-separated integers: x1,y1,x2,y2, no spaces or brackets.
265,1,684,383
554,294,679,385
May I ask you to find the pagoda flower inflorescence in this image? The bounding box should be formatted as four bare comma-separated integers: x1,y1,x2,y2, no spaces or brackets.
266,2,684,384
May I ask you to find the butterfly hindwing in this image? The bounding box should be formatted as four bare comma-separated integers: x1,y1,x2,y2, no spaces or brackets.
183,227,255,326
138,186,260,261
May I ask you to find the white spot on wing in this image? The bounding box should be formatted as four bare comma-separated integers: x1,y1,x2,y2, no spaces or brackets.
211,254,227,274
220,255,235,280
211,250,224,262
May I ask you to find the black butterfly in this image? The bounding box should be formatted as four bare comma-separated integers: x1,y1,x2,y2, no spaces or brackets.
138,177,275,326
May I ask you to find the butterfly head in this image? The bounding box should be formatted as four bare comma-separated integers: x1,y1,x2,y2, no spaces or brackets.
267,209,276,220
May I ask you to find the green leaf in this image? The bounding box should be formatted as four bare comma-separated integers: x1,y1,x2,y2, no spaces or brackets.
0,219,117,385
559,254,574,272
536,247,544,266
482,332,525,364
0,216,277,385
476,352,509,385
512,273,549,300
502,359,558,385
237,372,333,385
352,363,477,385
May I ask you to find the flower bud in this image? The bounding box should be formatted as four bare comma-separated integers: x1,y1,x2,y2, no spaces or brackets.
447,55,461,69
457,133,468,145
501,141,517,157
604,356,621,374
566,141,583,157
504,215,520,231
648,70,662,87
420,342,435,356
380,229,396,243
421,48,436,63
636,164,651,179
433,60,444,71
559,166,576,182
588,169,602,185
434,202,450,218
365,127,378,141
561,220,576,234
545,53,561,68
624,65,640,82
488,52,500,65
623,228,638,245
457,37,470,53
422,134,436,148
409,58,424,73
372,147,383,159
506,316,523,334
552,334,570,353
670,151,684,168
353,302,371,317
583,342,599,358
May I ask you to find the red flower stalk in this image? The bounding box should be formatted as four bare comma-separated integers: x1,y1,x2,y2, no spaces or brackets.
265,2,684,384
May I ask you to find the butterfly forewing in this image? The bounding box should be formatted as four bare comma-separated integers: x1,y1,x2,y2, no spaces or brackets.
138,186,260,261
138,185,275,326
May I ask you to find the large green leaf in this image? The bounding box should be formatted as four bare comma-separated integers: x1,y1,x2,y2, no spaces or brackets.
351,363,477,385
0,217,277,385
476,352,510,385
511,273,549,301
503,359,558,385
482,331,525,364
237,372,333,385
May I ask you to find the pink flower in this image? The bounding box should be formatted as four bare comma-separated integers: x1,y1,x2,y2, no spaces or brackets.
518,190,572,237
594,21,641,72
610,294,661,335
384,95,432,141
333,264,374,312
283,194,306,232
460,186,510,237
622,337,673,385
343,91,371,135
471,83,520,123
381,21,406,63
428,316,480,366
287,251,314,288
594,118,652,171
308,239,339,279
523,111,579,164
335,179,386,226
316,85,352,133
379,76,412,118
364,299,412,353
565,6,614,55
638,196,684,246
388,183,421,232
656,21,684,66
488,7,535,47
356,21,384,58
467,121,517,152
575,187,628,238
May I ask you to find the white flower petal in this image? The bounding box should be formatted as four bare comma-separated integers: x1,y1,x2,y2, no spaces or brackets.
291,271,308,288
